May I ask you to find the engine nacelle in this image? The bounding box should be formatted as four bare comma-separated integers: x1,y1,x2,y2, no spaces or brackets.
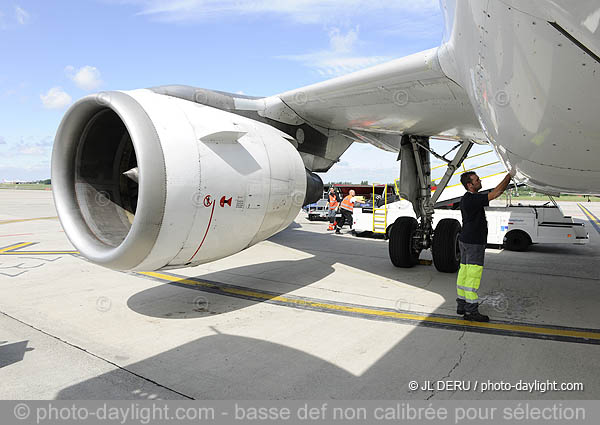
52,89,315,271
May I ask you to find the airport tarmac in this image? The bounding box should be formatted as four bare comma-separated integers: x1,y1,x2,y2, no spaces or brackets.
1,189,599,400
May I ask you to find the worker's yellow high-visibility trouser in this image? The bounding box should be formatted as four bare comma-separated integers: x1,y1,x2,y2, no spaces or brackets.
456,241,485,312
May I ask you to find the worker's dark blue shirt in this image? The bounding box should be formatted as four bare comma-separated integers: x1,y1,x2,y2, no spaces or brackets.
459,192,489,244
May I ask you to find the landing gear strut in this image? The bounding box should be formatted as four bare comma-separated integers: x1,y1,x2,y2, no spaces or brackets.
389,136,474,273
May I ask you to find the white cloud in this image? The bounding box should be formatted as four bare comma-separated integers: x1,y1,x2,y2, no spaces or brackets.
125,0,439,25
65,65,103,91
0,136,6,145
19,146,46,155
40,87,72,109
2,136,53,159
111,0,440,77
328,27,358,53
15,6,29,25
279,27,390,76
0,137,54,180
0,6,30,28
379,13,446,40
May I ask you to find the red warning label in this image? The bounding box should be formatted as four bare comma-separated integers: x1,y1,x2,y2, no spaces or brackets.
220,196,232,207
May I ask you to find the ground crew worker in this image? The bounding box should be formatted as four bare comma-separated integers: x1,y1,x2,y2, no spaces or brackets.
335,190,356,234
456,171,513,322
326,187,340,231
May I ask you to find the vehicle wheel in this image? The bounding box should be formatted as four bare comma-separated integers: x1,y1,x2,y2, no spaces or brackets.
432,218,461,273
504,230,531,251
385,225,392,240
389,217,420,267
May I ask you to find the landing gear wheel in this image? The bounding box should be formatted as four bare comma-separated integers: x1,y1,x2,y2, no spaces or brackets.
389,216,420,267
432,218,461,273
504,230,531,251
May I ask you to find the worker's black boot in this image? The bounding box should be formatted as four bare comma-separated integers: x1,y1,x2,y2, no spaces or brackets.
456,298,466,315
463,303,489,322
464,311,490,322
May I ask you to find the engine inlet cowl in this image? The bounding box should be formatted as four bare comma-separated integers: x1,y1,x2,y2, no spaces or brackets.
52,89,308,271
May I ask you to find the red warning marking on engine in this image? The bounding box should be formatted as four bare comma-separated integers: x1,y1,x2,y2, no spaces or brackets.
189,201,217,262
203,195,213,208
220,196,232,207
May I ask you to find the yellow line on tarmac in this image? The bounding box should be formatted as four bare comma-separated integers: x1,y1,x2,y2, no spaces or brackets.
579,203,599,224
0,216,58,225
0,251,79,255
0,242,34,253
578,203,600,234
0,242,78,255
140,271,600,343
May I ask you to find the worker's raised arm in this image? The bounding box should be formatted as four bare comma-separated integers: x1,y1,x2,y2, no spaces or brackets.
488,173,513,201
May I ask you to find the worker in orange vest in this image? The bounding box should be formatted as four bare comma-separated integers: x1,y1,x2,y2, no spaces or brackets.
326,187,340,231
335,190,356,234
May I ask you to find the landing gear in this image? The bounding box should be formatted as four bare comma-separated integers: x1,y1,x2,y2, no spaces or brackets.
389,136,474,273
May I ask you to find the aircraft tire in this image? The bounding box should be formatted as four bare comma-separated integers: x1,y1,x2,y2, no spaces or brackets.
389,216,420,267
432,218,461,273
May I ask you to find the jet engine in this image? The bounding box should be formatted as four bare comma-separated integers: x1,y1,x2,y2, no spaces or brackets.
52,89,321,271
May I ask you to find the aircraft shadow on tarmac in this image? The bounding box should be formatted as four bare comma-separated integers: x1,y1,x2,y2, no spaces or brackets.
55,326,477,400
52,330,423,399
127,220,598,320
58,221,600,400
126,228,439,320
54,321,598,400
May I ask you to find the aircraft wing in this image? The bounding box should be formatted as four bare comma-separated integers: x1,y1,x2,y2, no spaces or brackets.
275,48,487,151
152,49,490,172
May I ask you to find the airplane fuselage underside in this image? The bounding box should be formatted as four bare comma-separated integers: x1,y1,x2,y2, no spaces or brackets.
440,0,600,195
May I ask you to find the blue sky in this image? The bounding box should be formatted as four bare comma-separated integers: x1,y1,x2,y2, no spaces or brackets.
0,0,445,182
